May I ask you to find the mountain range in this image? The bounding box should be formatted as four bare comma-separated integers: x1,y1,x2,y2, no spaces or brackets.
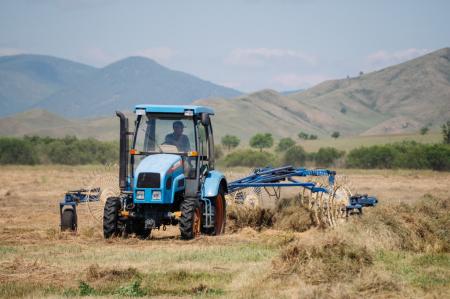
0,54,241,117
0,48,449,141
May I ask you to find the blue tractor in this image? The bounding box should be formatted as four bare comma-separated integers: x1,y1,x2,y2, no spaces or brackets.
59,104,378,238
106,105,227,239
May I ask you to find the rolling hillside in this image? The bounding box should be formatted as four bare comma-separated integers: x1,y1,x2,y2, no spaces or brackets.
289,47,450,135
198,47,450,139
0,109,119,140
0,55,241,118
0,48,449,142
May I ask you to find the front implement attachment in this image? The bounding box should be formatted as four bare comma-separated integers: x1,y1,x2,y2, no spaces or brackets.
59,188,100,231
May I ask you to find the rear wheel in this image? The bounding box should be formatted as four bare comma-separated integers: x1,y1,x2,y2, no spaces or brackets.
179,197,201,240
61,209,76,231
213,189,226,235
103,197,121,238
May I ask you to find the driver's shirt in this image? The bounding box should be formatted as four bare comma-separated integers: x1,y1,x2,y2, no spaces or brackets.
164,133,191,152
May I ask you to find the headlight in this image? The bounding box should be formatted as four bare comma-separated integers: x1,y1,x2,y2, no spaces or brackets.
152,191,161,200
136,190,145,200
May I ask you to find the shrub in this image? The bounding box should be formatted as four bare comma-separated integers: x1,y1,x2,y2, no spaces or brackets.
425,144,450,171
0,136,118,165
346,142,450,171
0,137,39,165
224,149,275,167
283,145,307,166
315,147,345,167
346,145,397,168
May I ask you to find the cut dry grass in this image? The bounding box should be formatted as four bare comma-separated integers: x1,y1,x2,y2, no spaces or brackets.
0,165,449,298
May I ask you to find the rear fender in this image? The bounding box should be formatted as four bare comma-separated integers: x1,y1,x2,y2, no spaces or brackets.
202,170,227,198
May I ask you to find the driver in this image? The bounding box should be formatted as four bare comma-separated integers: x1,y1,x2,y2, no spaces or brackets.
164,121,191,152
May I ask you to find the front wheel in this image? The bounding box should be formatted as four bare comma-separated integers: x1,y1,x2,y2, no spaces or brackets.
179,197,201,240
103,197,121,238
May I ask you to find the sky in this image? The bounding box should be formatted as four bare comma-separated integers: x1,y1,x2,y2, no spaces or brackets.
0,0,449,92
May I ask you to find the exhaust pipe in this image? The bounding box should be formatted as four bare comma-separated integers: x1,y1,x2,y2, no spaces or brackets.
116,111,129,190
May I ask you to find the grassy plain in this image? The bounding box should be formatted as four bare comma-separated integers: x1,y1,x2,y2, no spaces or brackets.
0,165,449,298
296,132,442,152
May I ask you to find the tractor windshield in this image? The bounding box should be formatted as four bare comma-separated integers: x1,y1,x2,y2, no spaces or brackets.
134,114,196,154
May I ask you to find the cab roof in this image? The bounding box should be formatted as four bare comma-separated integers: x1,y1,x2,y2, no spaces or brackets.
134,104,214,115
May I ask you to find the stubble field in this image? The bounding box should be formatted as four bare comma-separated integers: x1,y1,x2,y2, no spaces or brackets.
0,165,449,298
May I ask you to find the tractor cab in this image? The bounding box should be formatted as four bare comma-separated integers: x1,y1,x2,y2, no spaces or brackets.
111,105,227,239
131,105,216,196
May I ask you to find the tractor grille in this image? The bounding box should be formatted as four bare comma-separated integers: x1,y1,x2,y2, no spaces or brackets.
137,173,160,188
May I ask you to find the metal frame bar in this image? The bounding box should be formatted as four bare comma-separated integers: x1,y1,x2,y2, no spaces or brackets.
227,166,335,194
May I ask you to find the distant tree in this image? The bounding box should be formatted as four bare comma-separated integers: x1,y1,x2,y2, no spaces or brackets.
277,137,295,152
340,106,347,114
331,131,340,139
298,132,309,140
308,134,318,140
420,126,429,135
359,71,364,76
221,135,240,151
250,133,273,152
442,121,450,144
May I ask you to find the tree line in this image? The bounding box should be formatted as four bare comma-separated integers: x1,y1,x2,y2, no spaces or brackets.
0,136,118,165
219,123,450,171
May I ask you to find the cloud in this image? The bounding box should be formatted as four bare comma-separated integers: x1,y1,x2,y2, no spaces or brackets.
225,48,317,67
133,47,176,63
366,48,432,70
271,73,330,89
0,47,25,56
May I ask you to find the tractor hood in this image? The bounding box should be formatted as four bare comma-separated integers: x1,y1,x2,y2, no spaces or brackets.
135,154,181,177
133,154,185,204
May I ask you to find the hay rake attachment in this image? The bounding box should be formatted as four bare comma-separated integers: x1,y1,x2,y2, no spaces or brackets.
59,165,377,231
227,166,378,227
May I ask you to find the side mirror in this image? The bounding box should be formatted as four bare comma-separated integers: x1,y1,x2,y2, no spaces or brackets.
201,113,210,126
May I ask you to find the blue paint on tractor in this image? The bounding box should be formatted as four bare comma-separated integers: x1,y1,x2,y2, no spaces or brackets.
133,154,185,204
134,104,214,115
202,170,227,198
